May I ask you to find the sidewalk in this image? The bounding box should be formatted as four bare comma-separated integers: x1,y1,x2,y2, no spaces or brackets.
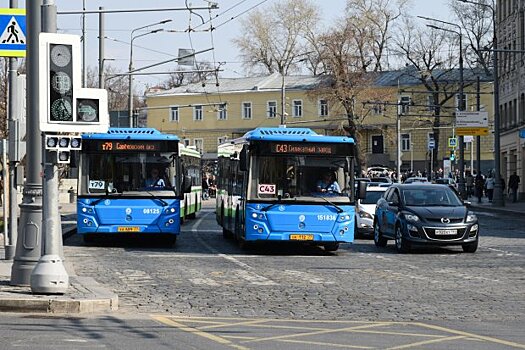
467,196,525,216
0,203,118,314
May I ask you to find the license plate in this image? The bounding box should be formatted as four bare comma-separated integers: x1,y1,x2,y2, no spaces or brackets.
118,226,140,232
435,229,457,235
290,234,314,241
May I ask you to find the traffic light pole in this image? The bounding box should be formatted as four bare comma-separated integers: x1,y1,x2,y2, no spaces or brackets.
30,0,68,294
10,0,43,285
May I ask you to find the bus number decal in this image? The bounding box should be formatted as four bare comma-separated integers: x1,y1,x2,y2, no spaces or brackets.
317,214,336,221
143,208,161,214
89,180,105,189
258,184,276,195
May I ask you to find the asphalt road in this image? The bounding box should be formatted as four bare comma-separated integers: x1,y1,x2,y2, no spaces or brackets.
2,201,522,350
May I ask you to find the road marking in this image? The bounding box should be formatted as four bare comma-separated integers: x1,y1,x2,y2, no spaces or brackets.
386,335,467,349
414,322,525,349
284,269,334,284
151,315,249,350
241,322,393,344
487,247,521,257
278,338,373,349
199,319,269,330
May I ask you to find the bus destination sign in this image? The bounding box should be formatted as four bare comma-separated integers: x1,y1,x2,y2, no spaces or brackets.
271,143,335,155
87,140,164,152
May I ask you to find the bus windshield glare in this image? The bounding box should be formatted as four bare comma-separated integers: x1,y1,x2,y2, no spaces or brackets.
80,151,178,196
249,155,351,203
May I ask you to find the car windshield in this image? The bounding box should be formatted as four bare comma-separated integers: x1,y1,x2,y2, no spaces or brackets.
248,155,351,203
361,191,385,204
403,188,462,207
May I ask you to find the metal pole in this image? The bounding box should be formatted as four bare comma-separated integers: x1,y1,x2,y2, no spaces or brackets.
2,140,8,254
410,142,413,172
30,0,68,294
5,0,19,261
458,33,466,198
281,73,286,126
98,6,104,88
476,76,481,176
10,0,43,286
82,0,86,86
397,104,402,183
128,37,134,127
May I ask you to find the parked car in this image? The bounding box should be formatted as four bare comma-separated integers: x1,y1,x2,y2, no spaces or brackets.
404,177,429,184
435,177,458,189
373,184,479,253
355,186,388,237
370,177,392,183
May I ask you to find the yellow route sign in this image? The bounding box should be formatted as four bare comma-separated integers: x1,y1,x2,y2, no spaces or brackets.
456,127,489,136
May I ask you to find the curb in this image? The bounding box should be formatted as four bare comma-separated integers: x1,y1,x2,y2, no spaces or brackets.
0,277,118,314
468,203,523,216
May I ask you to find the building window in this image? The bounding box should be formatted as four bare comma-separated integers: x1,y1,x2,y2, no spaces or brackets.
293,100,303,118
218,136,228,145
455,94,468,110
267,101,277,118
217,103,227,120
399,96,411,114
242,102,252,119
193,105,203,121
169,106,179,122
194,138,203,153
183,138,190,147
372,102,384,115
401,134,411,152
319,99,328,117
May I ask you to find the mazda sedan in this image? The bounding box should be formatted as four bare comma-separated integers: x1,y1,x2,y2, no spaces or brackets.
373,184,479,253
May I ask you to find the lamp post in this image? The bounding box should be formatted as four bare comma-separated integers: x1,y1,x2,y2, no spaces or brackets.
128,20,171,127
459,0,503,206
421,16,466,198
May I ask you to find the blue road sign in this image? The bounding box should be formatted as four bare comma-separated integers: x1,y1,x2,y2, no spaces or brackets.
520,129,525,138
428,139,435,150
0,8,26,57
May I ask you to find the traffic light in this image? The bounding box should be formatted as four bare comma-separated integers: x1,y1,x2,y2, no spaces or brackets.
450,150,456,162
44,134,82,164
49,43,74,123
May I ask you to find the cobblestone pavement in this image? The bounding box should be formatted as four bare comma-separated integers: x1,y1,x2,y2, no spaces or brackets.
64,203,525,325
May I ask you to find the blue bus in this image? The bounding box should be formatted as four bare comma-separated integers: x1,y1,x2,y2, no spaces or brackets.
77,128,200,244
216,127,364,252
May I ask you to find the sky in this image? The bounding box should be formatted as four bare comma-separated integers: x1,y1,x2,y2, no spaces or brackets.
2,0,454,91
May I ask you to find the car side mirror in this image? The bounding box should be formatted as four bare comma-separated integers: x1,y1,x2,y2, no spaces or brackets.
357,181,367,199
388,201,399,207
239,145,248,172
183,175,192,193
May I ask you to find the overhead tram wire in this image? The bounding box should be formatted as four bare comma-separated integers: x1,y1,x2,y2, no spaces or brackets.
193,0,252,31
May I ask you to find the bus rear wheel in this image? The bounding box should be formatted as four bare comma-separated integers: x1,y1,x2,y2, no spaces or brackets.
324,243,339,252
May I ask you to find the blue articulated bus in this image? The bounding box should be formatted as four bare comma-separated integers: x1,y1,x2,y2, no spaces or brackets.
77,128,197,245
216,127,363,252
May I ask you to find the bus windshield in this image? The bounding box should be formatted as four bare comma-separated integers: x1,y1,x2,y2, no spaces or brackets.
248,155,351,203
79,151,178,196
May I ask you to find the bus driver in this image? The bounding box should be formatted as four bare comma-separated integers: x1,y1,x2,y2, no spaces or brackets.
145,167,166,188
316,171,341,193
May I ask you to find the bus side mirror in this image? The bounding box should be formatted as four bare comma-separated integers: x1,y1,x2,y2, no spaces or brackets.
239,145,248,172
357,181,367,199
183,175,192,193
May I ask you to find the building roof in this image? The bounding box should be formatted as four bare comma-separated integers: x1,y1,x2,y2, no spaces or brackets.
146,68,494,97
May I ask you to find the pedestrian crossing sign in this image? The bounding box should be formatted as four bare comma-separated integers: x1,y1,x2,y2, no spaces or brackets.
0,8,26,58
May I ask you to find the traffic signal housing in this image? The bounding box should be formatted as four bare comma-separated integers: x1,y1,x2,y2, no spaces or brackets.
450,150,456,162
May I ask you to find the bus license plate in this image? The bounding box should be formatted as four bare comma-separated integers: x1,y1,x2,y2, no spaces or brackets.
290,234,314,241
118,226,140,232
435,229,457,235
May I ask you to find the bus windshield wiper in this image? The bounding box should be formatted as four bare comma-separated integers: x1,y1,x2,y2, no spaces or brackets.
319,196,344,213
145,191,168,206
90,192,122,206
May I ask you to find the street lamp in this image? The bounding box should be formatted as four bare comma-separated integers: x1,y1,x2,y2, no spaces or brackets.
458,0,503,206
420,16,466,198
128,20,171,127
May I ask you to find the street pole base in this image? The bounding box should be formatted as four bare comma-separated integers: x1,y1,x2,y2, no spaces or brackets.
30,254,69,294
4,245,15,260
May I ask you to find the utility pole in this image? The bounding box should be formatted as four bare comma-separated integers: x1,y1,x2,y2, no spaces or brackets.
476,76,481,177
98,6,104,88
10,0,43,286
6,0,19,261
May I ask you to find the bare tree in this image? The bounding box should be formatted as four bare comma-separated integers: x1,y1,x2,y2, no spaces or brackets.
449,0,493,75
160,61,217,89
86,65,130,112
232,0,320,75
0,58,8,138
345,0,410,72
394,18,463,171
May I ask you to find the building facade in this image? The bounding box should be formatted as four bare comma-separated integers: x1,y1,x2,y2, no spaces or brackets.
497,0,525,199
145,70,495,176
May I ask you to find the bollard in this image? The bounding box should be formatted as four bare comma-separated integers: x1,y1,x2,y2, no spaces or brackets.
68,187,76,204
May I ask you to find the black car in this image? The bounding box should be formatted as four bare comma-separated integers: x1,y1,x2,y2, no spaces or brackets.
373,184,479,253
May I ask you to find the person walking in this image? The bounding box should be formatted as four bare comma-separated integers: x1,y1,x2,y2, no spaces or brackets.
466,172,474,198
485,173,495,202
508,171,520,203
475,173,484,203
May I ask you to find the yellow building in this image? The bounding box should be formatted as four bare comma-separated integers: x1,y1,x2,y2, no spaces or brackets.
145,70,495,174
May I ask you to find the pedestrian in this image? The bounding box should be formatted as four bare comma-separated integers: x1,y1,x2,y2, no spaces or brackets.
508,171,520,203
475,173,484,203
466,172,474,198
485,173,495,202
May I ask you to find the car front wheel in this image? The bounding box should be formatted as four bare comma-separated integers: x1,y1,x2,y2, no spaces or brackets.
395,225,411,253
374,220,387,248
462,238,478,253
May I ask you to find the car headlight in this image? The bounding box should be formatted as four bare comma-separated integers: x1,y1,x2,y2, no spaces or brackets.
405,213,420,222
466,212,477,223
358,210,373,219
